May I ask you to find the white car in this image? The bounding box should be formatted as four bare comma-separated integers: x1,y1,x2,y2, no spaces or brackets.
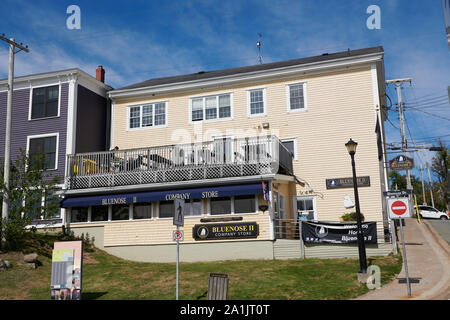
415,205,449,220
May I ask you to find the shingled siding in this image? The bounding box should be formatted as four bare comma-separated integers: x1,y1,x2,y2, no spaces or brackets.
0,83,68,182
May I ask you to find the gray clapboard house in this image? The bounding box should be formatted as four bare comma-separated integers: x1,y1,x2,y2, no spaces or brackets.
0,66,112,227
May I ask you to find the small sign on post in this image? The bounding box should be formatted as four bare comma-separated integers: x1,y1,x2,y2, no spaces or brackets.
173,198,185,301
173,198,185,227
387,197,411,219
387,196,412,297
173,230,184,242
389,155,415,171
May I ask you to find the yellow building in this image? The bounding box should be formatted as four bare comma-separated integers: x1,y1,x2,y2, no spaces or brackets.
61,46,393,262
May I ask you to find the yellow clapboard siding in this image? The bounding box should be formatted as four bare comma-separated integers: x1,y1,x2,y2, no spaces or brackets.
103,213,272,246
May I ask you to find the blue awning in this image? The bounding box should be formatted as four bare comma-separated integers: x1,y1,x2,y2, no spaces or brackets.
60,183,265,208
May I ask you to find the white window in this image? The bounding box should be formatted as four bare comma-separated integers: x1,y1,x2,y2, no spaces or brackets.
158,200,174,218
111,204,130,221
30,84,60,120
191,98,204,121
132,203,153,219
27,133,59,170
210,197,231,215
287,83,307,111
91,205,109,222
294,196,317,221
184,199,203,217
234,195,256,214
70,207,88,223
190,93,232,122
208,195,258,216
128,102,167,129
154,103,166,126
248,88,266,116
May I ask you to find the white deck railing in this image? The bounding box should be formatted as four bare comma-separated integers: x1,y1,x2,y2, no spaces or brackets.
65,135,293,190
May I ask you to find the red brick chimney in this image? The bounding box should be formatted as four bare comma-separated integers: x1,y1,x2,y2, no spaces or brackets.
96,65,105,83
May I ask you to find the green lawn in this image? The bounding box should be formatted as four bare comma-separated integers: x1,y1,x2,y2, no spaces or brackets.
0,233,402,300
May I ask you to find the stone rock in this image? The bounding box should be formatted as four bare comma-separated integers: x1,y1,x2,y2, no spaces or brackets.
357,272,371,283
26,263,36,269
0,259,12,270
23,253,39,263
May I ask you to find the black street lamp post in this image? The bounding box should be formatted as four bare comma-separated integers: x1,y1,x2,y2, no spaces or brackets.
345,138,368,274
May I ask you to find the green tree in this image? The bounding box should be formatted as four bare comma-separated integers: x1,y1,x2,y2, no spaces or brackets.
0,149,61,251
388,170,430,206
431,141,449,211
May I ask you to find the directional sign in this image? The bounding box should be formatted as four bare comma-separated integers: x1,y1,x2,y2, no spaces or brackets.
383,190,412,198
173,230,184,242
388,197,411,219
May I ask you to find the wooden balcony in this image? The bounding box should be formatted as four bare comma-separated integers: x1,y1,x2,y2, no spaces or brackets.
65,135,293,190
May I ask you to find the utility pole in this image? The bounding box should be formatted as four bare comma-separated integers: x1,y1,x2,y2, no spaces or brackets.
386,78,413,190
0,34,29,246
423,149,435,208
420,164,427,205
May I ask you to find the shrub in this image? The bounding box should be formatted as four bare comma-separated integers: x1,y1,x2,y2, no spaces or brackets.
341,212,365,222
0,214,32,252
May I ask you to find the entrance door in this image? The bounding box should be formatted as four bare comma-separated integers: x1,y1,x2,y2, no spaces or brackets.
213,136,233,164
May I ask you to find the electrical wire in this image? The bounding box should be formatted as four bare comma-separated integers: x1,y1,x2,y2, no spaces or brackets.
408,95,448,104
405,105,450,122
382,107,400,130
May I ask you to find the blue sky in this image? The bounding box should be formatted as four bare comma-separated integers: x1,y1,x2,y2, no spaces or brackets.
0,0,449,181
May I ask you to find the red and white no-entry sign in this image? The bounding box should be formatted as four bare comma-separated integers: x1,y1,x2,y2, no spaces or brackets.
388,197,411,219
391,200,407,215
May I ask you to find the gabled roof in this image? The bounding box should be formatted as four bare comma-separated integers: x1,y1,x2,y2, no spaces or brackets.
117,46,384,91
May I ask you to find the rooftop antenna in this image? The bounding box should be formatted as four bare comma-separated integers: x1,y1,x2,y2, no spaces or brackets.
256,33,263,64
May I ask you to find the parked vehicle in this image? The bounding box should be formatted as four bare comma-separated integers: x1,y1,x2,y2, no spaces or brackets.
415,205,449,220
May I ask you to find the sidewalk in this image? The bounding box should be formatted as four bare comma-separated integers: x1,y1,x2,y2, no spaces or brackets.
356,218,450,300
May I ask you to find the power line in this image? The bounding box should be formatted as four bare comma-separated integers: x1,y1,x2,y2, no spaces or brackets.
381,106,400,130
406,105,450,121
404,101,449,109
411,133,450,141
408,95,448,104
403,113,424,166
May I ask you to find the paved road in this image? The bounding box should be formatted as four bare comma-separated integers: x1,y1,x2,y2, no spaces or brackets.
427,219,450,244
